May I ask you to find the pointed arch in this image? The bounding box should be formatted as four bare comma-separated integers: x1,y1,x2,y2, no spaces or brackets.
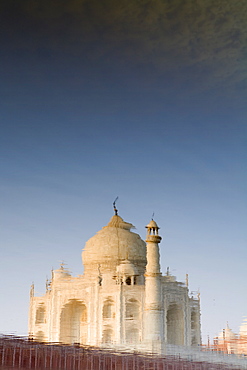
125,298,140,320
35,303,46,324
191,309,200,346
166,303,184,345
103,298,115,319
60,299,87,345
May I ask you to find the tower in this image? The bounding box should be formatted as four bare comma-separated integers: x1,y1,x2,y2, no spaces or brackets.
144,219,163,351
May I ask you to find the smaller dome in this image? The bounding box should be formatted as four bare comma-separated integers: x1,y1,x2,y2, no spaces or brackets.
53,265,71,280
146,220,159,229
117,260,139,276
145,219,161,239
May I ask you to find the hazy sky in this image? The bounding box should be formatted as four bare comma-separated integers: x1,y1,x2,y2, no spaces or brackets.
0,0,246,343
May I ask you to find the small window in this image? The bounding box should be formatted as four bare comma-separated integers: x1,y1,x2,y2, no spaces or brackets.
35,304,46,324
103,299,115,319
125,277,131,285
126,299,140,319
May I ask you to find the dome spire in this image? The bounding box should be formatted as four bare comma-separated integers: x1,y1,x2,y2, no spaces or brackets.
113,196,119,215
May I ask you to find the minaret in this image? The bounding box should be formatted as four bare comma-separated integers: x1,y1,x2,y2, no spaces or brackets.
144,219,163,352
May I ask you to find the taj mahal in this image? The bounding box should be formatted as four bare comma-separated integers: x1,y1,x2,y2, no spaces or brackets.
28,205,201,352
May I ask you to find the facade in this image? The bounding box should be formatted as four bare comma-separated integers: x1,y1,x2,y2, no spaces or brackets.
28,211,201,352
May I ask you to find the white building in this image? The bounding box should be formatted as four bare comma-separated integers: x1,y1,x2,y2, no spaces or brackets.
29,209,201,352
214,319,247,355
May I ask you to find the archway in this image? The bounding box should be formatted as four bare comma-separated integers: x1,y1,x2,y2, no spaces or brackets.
35,303,46,324
166,303,184,345
191,309,199,346
103,298,115,319
60,300,87,344
125,299,140,320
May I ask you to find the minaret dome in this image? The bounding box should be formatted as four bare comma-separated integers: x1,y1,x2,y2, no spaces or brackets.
146,219,162,243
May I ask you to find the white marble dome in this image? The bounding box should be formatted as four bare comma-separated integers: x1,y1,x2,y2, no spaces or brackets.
82,214,146,275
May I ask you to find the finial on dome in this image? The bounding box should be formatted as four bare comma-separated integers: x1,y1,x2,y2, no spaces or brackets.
60,261,66,270
113,196,119,215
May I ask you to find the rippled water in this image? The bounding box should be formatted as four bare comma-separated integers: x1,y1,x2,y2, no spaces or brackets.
1,335,247,369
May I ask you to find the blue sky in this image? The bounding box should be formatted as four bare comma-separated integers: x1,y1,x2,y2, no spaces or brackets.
0,0,246,343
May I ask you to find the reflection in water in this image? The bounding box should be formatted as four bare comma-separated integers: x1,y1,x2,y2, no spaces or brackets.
1,335,247,369
28,215,201,349
26,212,247,367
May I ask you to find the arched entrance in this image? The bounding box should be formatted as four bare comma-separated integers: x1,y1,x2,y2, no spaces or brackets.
103,298,115,319
125,299,141,344
191,309,199,345
35,303,46,324
60,300,87,344
166,303,184,345
125,298,140,320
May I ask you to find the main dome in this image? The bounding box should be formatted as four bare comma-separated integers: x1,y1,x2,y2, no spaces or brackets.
82,215,147,275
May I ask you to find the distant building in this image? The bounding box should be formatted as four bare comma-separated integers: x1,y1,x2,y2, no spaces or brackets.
213,320,247,355
28,209,201,352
